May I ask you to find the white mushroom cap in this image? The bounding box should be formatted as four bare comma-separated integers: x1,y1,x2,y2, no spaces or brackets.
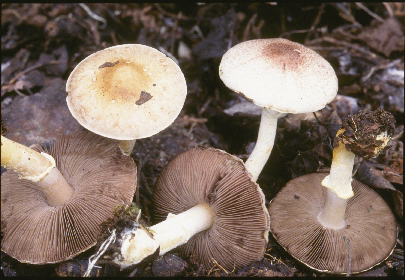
66,44,187,140
219,38,338,114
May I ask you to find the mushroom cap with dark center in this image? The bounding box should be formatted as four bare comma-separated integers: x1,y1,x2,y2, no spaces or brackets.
66,44,187,140
1,131,137,264
153,148,270,270
219,38,338,114
268,173,397,274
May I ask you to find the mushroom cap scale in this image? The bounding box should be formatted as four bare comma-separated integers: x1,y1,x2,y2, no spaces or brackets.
153,148,270,270
268,173,397,274
1,131,137,264
219,38,338,114
66,44,187,140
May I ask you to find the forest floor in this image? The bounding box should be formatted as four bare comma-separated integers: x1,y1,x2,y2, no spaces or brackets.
1,3,404,277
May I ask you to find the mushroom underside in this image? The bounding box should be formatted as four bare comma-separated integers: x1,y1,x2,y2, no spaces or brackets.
153,147,270,271
1,131,136,264
268,173,397,274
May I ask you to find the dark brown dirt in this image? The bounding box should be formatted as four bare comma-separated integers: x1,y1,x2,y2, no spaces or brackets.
1,3,403,277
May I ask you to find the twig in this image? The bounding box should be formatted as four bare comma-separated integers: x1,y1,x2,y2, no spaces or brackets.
136,152,152,206
83,229,117,277
264,252,289,268
79,3,107,29
13,88,26,97
227,26,234,50
243,13,258,41
208,258,233,275
198,96,212,117
128,268,138,277
361,58,403,82
170,19,178,55
307,37,381,60
304,3,326,44
333,3,362,27
382,2,394,18
7,60,60,86
158,47,179,65
110,31,118,46
280,28,314,38
182,115,208,136
190,25,205,40
154,3,192,20
355,3,385,22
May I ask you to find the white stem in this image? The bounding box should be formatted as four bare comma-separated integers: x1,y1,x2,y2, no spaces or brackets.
1,135,54,180
115,203,214,268
321,141,355,199
245,107,284,182
317,188,348,229
1,135,74,206
319,134,355,229
36,167,75,206
119,139,136,156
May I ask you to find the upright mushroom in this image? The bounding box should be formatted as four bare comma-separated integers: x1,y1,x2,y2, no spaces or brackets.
66,44,187,155
268,108,397,274
219,38,338,181
110,148,270,271
1,131,136,264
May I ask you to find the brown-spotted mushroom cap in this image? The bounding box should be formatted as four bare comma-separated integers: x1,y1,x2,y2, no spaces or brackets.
1,131,137,264
268,173,397,274
153,148,270,270
219,38,338,182
219,38,338,113
66,44,187,140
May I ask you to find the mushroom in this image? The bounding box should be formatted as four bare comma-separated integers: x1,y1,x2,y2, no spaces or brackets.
66,44,187,156
219,38,338,181
268,108,397,274
110,148,270,271
1,131,137,264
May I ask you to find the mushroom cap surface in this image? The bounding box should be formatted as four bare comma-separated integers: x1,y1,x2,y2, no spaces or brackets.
219,38,338,114
66,44,187,140
268,173,397,274
153,148,270,270
1,131,137,264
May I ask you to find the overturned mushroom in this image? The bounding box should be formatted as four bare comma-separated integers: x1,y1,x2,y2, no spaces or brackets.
268,108,397,274
66,44,187,155
1,131,136,264
111,148,270,271
219,38,338,181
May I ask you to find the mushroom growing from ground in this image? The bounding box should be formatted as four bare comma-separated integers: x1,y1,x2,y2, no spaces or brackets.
219,38,338,181
109,148,270,271
66,44,187,156
268,108,397,274
1,131,137,264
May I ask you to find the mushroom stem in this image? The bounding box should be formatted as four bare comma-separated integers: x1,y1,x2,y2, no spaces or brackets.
321,138,356,199
318,131,355,229
317,188,348,229
244,107,285,182
115,203,214,268
1,135,74,206
1,135,54,180
119,140,136,156
36,167,75,206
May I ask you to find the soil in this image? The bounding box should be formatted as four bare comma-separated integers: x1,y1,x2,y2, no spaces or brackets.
1,3,403,277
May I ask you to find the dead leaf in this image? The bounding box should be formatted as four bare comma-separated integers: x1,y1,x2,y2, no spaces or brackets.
357,17,404,57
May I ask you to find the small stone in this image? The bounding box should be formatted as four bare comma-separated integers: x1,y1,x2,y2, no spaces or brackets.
152,254,189,277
